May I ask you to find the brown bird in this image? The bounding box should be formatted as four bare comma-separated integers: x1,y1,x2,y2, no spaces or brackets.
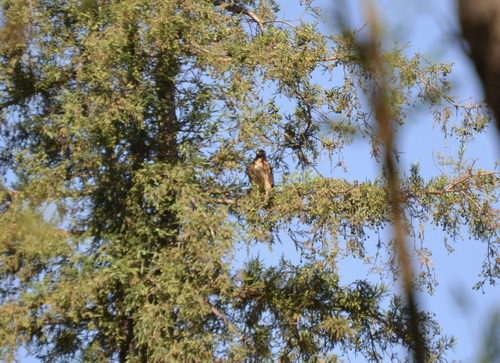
248,149,274,193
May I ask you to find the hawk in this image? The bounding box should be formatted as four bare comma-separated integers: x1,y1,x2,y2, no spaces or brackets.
248,149,274,193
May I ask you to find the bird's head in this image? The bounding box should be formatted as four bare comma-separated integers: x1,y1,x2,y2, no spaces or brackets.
256,149,266,159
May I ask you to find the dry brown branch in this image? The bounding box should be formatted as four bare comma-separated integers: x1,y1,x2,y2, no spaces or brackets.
207,300,246,342
146,276,161,289
244,9,265,33
426,171,500,195
215,1,265,33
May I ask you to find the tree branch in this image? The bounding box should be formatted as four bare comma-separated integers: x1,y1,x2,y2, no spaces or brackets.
206,299,246,342
214,1,265,33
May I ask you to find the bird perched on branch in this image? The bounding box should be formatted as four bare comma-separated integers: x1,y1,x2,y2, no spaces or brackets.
248,149,274,194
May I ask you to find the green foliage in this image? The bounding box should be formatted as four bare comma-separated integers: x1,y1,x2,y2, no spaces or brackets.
0,0,497,362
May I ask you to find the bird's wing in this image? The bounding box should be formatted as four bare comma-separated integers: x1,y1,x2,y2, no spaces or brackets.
263,160,274,190
248,161,258,184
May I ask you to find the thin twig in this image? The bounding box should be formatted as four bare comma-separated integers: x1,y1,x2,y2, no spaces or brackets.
146,276,161,289
190,197,216,240
216,1,265,34
355,7,385,34
207,300,246,342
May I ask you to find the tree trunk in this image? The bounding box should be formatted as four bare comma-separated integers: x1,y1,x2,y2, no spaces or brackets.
155,55,180,247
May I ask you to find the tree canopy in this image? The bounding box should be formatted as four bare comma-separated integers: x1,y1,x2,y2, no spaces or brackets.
0,0,498,362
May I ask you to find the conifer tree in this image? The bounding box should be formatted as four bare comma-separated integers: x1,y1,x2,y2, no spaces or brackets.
0,0,497,362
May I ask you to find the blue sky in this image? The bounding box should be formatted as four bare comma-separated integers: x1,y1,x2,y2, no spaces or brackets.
17,0,500,362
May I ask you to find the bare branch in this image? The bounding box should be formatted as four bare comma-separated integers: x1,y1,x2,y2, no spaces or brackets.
207,299,246,342
214,1,265,33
